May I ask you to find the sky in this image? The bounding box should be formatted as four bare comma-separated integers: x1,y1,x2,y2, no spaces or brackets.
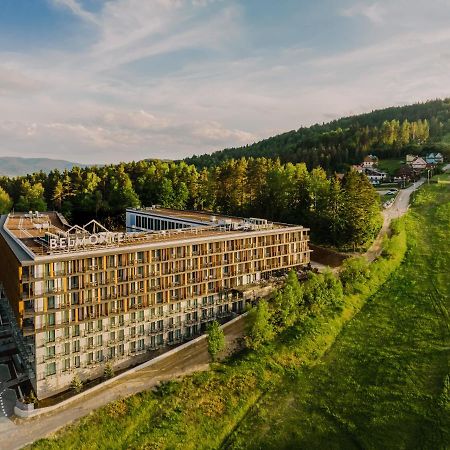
1,0,450,164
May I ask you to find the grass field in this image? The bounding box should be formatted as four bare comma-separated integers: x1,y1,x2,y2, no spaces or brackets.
226,181,450,449
30,182,449,450
377,159,404,175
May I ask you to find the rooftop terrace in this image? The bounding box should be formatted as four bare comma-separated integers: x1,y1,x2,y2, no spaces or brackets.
2,210,305,260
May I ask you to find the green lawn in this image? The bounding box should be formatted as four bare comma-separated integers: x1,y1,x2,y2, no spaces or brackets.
227,182,450,449
377,159,404,175
30,182,450,450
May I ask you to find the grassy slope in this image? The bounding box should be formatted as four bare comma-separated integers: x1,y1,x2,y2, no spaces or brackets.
227,182,450,449
31,210,410,449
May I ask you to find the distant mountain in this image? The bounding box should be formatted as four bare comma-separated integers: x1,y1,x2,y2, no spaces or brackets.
0,157,84,177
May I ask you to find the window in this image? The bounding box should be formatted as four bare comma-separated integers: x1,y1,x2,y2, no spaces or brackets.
46,346,55,359
73,324,80,337
63,327,70,338
96,350,103,362
47,313,55,326
47,296,55,309
64,343,70,355
138,339,144,351
97,334,103,346
46,362,56,376
97,320,103,331
118,344,124,356
73,340,80,352
46,330,55,343
138,310,144,321
87,353,94,364
63,358,70,372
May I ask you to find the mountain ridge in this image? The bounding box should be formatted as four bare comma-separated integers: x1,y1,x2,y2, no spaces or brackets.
0,156,84,177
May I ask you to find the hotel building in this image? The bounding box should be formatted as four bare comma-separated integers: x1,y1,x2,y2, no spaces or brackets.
0,208,310,399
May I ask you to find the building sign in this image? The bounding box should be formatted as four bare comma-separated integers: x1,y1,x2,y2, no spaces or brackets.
49,232,126,250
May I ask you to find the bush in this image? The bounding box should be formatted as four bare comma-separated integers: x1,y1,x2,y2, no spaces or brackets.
70,374,83,393
339,257,370,294
245,300,274,351
207,321,226,361
104,362,115,379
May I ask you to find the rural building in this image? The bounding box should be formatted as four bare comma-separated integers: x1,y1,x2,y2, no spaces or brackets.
409,156,427,170
362,155,378,168
425,153,444,165
406,154,418,164
0,209,310,399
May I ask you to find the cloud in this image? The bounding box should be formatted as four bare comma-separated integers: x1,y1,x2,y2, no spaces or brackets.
50,0,98,24
0,66,44,95
1,1,450,164
341,2,386,24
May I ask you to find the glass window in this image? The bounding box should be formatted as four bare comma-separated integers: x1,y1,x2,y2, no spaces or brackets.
46,330,55,343
47,296,55,309
46,362,56,376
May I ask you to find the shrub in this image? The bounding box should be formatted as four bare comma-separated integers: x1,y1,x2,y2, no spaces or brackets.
207,320,226,361
70,374,83,393
339,256,370,294
245,300,274,351
104,362,115,379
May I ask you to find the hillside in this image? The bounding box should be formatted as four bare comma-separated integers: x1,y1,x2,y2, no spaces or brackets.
0,157,83,176
184,99,450,171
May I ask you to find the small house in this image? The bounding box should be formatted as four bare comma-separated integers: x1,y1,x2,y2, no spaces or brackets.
362,155,378,168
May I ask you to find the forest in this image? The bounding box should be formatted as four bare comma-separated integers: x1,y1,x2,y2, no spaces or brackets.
5,99,450,249
0,158,381,249
185,98,450,171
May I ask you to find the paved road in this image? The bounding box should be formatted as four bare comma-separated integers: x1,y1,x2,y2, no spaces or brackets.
3,317,246,450
365,179,425,262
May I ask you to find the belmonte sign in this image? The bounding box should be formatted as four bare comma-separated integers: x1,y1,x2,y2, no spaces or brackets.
49,232,126,250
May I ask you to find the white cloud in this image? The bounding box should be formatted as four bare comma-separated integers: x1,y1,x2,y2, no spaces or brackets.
50,0,98,24
341,2,386,24
1,1,450,164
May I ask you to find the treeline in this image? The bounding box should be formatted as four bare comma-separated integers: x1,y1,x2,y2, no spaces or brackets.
185,99,450,171
0,157,381,249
